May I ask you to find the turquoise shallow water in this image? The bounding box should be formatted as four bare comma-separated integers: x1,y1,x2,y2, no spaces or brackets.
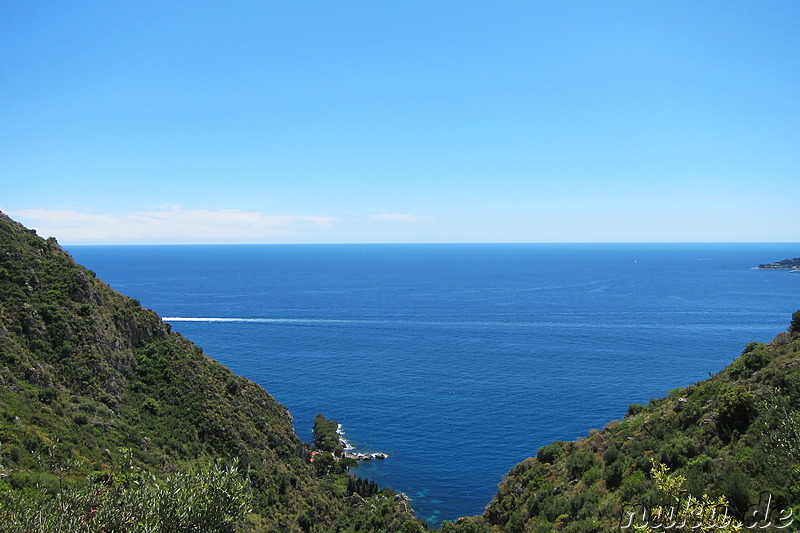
67,243,800,525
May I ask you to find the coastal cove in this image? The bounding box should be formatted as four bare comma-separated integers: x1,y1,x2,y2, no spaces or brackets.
67,243,800,524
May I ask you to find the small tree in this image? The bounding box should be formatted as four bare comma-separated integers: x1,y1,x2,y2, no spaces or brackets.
619,460,743,532
790,310,800,336
716,386,756,437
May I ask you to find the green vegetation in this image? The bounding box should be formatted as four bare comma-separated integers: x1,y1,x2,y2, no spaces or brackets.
1,454,250,532
313,414,345,456
442,314,800,532
0,212,423,532
3,210,800,532
626,459,744,532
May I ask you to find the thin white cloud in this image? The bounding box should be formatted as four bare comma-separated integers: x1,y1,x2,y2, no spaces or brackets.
8,207,338,244
371,213,434,223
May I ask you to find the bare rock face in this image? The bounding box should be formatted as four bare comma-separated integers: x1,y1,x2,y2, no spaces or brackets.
350,492,367,506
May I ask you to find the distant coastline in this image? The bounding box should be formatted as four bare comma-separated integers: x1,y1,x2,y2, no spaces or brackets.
755,257,800,270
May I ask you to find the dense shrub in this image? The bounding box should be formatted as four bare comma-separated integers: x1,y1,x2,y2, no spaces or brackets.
741,343,772,371
619,470,648,502
716,386,756,437
537,442,564,464
626,403,645,417
605,458,625,489
566,450,596,479
790,310,800,336
0,460,250,532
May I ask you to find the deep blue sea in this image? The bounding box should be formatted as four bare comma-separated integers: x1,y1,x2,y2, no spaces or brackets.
66,243,799,525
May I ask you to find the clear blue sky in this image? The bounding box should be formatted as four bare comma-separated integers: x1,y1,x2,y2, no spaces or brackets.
2,1,798,244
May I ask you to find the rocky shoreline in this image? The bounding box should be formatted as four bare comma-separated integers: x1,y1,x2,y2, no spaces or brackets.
342,451,388,461
337,425,388,461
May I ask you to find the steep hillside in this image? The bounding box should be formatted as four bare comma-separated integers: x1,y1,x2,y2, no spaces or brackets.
0,212,422,532
443,313,800,532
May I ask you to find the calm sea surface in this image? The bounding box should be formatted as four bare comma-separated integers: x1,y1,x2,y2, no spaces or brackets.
66,243,799,525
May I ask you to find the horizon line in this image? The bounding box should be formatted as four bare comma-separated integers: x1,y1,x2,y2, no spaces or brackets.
60,240,800,247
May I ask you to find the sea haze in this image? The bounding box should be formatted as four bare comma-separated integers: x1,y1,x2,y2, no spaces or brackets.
67,243,800,525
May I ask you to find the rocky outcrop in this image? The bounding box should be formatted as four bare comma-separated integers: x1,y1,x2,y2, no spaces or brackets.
343,451,388,461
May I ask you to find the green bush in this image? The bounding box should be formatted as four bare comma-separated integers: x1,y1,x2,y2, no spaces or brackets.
566,451,596,479
741,343,772,371
581,464,602,485
37,387,58,404
602,444,621,465
626,403,645,417
720,471,752,517
604,458,625,489
716,386,756,436
537,442,564,464
0,460,250,533
619,470,648,502
659,437,691,469
790,310,800,335
142,397,160,414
